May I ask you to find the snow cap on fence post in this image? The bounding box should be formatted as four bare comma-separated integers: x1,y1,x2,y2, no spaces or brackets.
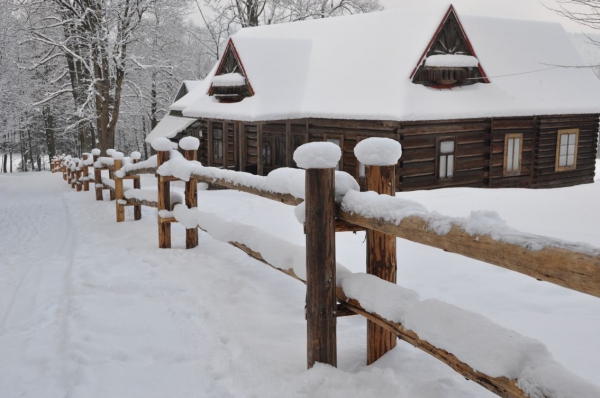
91,148,101,156
179,136,200,151
354,137,402,166
294,142,341,169
130,151,142,160
106,148,116,157
112,151,124,160
151,137,173,152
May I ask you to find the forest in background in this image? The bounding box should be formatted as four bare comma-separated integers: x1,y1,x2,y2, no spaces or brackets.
0,0,382,172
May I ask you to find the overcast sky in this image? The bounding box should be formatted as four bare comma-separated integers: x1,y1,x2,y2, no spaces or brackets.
380,0,597,33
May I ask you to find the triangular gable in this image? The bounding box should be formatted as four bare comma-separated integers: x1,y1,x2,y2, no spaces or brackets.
208,39,255,99
411,5,489,85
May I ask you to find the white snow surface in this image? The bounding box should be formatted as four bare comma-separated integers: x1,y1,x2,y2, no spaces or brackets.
145,115,197,143
114,155,158,178
130,151,142,160
93,157,114,168
172,6,600,122
354,138,403,166
425,54,479,67
2,171,600,397
211,72,246,87
124,188,183,205
341,190,600,255
156,149,358,201
293,142,342,169
151,137,174,152
179,136,200,151
91,148,101,156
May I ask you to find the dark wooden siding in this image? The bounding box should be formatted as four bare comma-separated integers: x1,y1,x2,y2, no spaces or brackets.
532,114,599,188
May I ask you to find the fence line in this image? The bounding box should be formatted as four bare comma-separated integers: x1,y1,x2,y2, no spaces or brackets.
50,141,600,398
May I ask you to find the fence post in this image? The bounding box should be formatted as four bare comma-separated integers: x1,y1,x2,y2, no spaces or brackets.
94,153,103,201
156,149,171,249
63,163,67,181
108,164,116,201
300,143,339,369
76,167,82,192
181,138,199,249
114,158,125,222
132,157,142,221
354,137,402,365
82,154,90,191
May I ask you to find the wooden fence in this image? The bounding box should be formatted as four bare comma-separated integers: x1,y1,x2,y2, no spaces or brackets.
50,144,600,398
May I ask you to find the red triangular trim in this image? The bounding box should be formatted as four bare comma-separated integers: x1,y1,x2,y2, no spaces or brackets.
410,5,489,83
208,39,255,96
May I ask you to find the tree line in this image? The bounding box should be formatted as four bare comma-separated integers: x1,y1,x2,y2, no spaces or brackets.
0,0,382,172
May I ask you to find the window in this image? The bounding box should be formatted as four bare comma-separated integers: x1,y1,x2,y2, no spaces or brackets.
438,139,455,179
213,128,223,161
326,137,342,170
262,142,272,166
504,133,523,176
359,162,366,178
556,129,579,171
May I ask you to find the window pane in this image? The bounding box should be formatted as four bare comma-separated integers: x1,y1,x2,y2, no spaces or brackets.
213,129,223,139
447,155,454,177
568,143,575,156
560,134,568,146
359,162,365,178
567,154,575,166
440,140,454,154
326,138,341,170
506,138,514,171
439,155,447,178
512,138,520,171
568,133,576,145
560,144,568,157
559,155,567,166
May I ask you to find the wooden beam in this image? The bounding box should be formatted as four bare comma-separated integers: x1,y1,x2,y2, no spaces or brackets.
305,167,337,368
337,210,600,299
365,164,397,365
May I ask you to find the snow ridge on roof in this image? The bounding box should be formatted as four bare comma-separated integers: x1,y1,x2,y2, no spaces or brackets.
173,5,600,122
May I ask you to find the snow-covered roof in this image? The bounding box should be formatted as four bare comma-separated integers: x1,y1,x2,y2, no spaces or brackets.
145,115,197,143
172,4,600,122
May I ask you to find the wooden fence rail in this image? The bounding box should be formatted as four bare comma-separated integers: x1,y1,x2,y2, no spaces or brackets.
50,141,600,398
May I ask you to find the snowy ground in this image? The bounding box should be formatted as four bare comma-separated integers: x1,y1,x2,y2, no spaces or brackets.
1,170,600,397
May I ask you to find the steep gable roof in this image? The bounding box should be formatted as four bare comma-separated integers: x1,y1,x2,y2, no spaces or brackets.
173,4,600,122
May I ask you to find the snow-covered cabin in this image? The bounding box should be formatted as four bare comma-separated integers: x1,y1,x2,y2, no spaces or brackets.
148,5,600,190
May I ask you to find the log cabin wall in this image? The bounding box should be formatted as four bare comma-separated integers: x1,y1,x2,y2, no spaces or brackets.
185,113,598,191
533,114,599,188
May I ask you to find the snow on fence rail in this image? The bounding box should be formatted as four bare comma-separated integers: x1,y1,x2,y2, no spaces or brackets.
50,139,600,398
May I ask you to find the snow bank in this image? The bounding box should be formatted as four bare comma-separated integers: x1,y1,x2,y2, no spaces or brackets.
211,73,246,87
354,138,402,166
114,155,157,178
425,54,479,68
341,190,600,255
294,142,341,169
179,136,200,151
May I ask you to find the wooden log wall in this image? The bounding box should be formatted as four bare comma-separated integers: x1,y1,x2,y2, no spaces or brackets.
189,113,598,190
533,114,599,188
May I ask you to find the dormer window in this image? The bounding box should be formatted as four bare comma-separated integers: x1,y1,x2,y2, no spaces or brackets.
411,7,488,87
211,73,249,102
209,41,254,103
416,54,480,86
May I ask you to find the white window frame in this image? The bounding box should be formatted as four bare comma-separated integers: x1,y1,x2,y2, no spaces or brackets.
555,129,579,172
503,133,523,176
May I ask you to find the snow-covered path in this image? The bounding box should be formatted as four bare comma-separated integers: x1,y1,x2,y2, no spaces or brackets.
1,172,494,398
